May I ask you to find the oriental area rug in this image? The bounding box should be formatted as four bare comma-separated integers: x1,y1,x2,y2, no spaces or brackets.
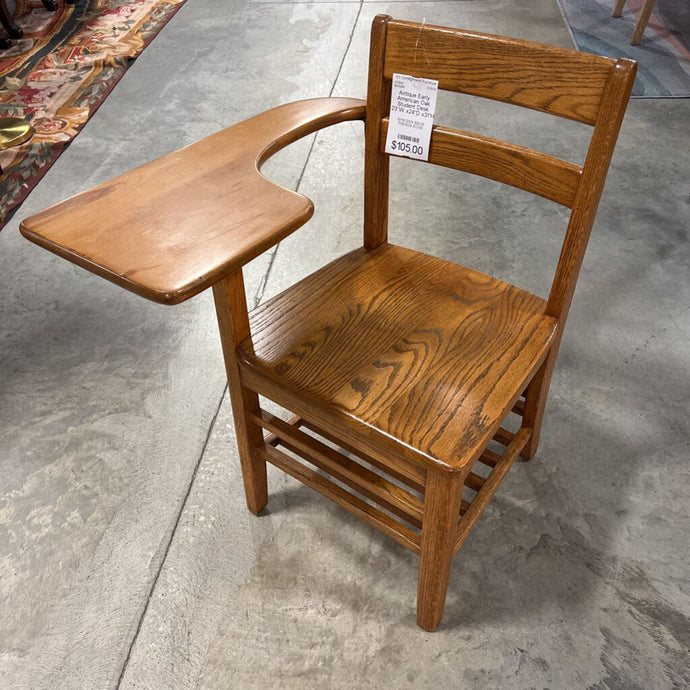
558,0,690,97
0,0,186,230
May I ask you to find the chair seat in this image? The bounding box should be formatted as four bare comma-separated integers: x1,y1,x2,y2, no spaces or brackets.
239,243,558,473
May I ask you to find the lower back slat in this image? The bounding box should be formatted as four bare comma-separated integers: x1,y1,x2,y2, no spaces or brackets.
380,119,581,208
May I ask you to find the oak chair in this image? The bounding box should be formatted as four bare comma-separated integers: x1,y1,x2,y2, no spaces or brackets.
20,16,636,631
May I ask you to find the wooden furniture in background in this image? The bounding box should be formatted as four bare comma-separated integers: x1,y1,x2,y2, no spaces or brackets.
20,16,636,631
613,0,657,45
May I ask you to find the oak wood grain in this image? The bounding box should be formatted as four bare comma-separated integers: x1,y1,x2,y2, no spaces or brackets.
383,19,615,125
213,270,267,515
380,119,582,208
525,59,636,459
417,471,465,630
364,14,392,249
547,59,637,320
239,244,558,473
264,413,303,447
21,98,366,304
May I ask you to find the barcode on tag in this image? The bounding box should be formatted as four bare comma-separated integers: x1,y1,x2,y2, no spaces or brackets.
384,73,438,162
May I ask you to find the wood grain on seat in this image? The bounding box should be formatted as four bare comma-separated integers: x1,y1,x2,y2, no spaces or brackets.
239,244,558,473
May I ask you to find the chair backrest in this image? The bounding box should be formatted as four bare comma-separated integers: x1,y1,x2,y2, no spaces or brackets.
363,15,636,323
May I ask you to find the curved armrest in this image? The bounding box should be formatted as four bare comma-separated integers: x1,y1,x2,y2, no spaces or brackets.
20,97,366,304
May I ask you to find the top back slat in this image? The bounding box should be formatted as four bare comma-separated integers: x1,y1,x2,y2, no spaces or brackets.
383,20,616,125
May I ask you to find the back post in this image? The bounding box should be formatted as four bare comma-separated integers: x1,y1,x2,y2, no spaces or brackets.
363,14,391,249
522,58,636,459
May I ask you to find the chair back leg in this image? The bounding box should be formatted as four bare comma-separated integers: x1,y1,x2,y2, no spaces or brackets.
520,330,564,459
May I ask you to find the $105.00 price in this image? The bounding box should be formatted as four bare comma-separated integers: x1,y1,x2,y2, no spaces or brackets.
389,139,424,156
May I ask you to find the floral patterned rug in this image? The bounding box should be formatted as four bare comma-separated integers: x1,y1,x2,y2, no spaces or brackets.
0,0,187,230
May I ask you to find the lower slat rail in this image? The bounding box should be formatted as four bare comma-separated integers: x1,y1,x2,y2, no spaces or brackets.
265,413,302,446
252,410,424,528
454,426,532,554
493,427,515,447
464,472,485,492
260,443,421,554
300,419,427,492
512,398,526,415
252,407,530,559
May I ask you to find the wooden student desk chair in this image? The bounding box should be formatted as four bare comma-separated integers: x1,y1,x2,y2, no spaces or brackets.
21,16,636,631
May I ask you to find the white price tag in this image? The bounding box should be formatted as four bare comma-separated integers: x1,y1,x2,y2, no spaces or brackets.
384,73,438,162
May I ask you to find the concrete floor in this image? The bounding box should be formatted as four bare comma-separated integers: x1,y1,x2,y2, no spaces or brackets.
1,0,689,687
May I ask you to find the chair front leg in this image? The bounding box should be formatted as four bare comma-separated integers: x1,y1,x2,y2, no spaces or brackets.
213,271,268,515
417,470,464,631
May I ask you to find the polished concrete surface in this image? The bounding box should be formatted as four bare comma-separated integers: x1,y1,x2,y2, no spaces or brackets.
1,0,688,687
